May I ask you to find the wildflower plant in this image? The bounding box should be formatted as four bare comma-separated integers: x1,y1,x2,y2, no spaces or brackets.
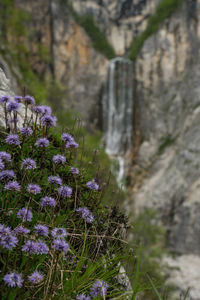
0,95,130,299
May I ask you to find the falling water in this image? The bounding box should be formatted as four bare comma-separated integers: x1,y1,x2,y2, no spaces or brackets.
102,57,134,184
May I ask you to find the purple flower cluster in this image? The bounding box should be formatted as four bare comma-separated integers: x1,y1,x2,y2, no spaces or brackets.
28,271,44,284
34,224,48,237
0,95,10,104
0,151,11,162
27,184,41,195
0,224,18,250
51,228,67,239
5,134,20,145
6,100,20,112
0,170,15,181
48,176,62,186
14,95,23,103
41,115,57,128
33,105,45,114
90,280,109,297
76,208,94,224
35,138,49,148
40,196,56,207
53,239,69,253
70,167,79,175
14,225,30,236
4,272,23,288
21,158,36,170
4,181,21,192
22,239,49,255
62,133,78,148
17,208,33,222
24,95,35,105
20,127,33,136
0,159,4,170
42,106,52,115
33,105,52,116
58,185,72,198
86,180,99,191
52,154,66,165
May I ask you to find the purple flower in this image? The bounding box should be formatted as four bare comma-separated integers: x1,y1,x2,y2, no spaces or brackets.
58,185,72,198
20,127,33,136
0,224,11,238
34,224,48,237
86,180,99,191
4,181,21,192
0,233,18,250
4,272,23,288
14,226,30,236
36,240,49,254
22,240,37,254
61,133,74,143
27,184,41,195
53,239,69,253
0,159,5,170
51,228,67,239
52,154,66,165
22,240,49,255
48,176,62,186
0,170,15,181
0,151,11,162
70,167,79,175
41,115,57,128
14,95,23,103
42,105,52,115
0,95,10,104
28,271,44,284
33,105,44,114
76,295,91,300
90,280,109,297
17,208,33,222
35,138,49,148
24,95,35,105
6,100,20,112
5,134,20,145
21,158,36,170
40,196,56,207
65,140,79,148
76,208,94,224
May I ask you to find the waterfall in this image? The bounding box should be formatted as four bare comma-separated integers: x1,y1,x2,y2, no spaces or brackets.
102,57,134,184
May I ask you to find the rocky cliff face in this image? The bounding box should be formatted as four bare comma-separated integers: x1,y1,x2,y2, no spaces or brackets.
71,0,160,55
126,0,200,297
11,0,108,128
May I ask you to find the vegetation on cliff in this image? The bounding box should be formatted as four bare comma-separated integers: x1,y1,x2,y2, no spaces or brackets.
129,0,184,61
66,0,115,60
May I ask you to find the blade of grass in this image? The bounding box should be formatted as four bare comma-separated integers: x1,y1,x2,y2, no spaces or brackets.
146,273,163,300
131,246,141,300
183,288,190,300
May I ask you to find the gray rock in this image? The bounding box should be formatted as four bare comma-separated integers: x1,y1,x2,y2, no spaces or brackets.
127,1,200,297
71,0,161,55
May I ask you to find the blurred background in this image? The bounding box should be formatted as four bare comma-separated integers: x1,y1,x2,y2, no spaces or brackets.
0,0,200,298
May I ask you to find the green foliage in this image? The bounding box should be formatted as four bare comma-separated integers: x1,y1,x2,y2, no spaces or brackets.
0,0,48,101
0,99,129,299
127,210,173,299
129,0,183,61
53,107,126,206
158,136,175,153
70,6,115,59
